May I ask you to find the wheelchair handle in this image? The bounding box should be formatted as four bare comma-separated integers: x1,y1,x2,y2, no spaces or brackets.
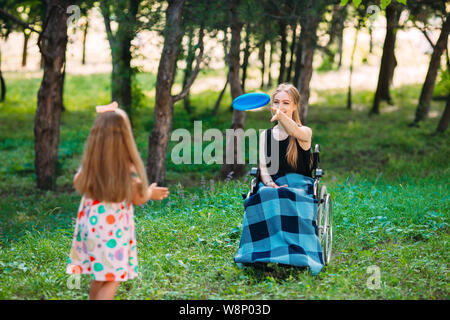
250,167,259,177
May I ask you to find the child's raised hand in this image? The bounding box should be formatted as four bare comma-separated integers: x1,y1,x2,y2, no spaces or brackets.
148,183,169,201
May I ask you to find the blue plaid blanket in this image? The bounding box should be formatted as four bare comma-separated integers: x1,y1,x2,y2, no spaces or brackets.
234,173,324,275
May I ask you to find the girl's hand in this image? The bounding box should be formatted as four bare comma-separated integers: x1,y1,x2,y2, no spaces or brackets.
149,183,169,201
267,182,288,188
270,106,280,122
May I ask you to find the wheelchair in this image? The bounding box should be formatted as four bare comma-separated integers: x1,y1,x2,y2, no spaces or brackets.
242,144,333,265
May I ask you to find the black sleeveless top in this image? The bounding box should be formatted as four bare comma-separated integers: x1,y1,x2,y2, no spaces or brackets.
263,128,312,180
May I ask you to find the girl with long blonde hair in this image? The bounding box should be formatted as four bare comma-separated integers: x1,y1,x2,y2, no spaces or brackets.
67,102,169,300
259,83,313,187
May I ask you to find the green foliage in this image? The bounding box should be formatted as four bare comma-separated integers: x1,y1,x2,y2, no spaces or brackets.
340,0,363,7
341,0,407,9
380,0,391,9
130,67,148,112
433,66,450,100
0,72,448,299
317,53,337,72
353,0,362,8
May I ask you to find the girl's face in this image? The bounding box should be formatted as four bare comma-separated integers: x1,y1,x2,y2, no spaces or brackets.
272,91,295,119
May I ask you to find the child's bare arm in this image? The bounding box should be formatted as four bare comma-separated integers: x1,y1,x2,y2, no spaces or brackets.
131,182,169,205
131,181,150,205
73,170,81,185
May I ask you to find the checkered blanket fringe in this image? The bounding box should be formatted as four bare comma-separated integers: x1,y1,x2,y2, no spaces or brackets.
234,173,324,275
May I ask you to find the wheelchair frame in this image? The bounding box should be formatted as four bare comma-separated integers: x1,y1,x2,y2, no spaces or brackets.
242,144,333,265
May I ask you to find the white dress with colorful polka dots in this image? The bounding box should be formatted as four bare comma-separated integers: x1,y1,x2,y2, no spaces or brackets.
66,196,138,282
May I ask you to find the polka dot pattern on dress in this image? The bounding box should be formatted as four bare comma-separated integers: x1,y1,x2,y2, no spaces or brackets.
66,195,139,282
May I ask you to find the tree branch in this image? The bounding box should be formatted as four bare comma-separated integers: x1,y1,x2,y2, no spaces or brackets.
315,43,335,57
37,5,59,64
413,21,435,49
99,2,116,46
172,25,205,102
0,8,41,34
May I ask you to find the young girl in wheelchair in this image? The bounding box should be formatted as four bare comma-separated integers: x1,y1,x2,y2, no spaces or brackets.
259,83,313,186
235,83,329,275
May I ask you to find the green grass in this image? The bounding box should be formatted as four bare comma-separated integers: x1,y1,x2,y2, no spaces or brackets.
0,71,449,299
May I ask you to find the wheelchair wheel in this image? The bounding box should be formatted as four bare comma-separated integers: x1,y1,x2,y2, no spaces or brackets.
322,193,333,265
316,185,327,240
317,185,332,265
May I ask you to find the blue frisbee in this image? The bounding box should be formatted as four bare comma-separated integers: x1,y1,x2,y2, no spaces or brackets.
232,92,270,111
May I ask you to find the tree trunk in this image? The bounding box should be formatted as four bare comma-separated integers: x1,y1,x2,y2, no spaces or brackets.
259,39,266,89
0,70,5,102
220,0,246,180
147,0,184,185
182,28,195,114
334,4,346,68
81,20,88,65
0,49,6,102
292,29,302,89
370,4,401,115
413,12,450,124
296,15,320,124
101,0,139,123
337,24,344,68
286,22,297,83
61,57,66,112
328,3,346,68
347,26,359,110
212,75,228,116
241,25,251,91
221,27,232,112
22,31,30,67
222,26,229,65
267,39,274,88
446,46,450,72
436,93,450,133
35,0,70,190
278,20,287,84
111,39,133,120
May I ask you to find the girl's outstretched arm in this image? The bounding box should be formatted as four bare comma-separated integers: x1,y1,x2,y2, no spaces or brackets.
131,182,169,205
270,106,312,150
131,183,149,205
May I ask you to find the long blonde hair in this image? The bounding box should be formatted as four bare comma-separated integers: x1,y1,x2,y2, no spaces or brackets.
74,109,149,202
272,83,304,170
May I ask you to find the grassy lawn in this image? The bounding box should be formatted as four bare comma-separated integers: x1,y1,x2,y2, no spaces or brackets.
0,71,448,299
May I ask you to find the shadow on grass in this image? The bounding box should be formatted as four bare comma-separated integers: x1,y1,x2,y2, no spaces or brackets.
241,262,310,282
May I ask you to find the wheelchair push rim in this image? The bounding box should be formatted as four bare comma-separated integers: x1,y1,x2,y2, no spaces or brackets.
317,185,333,265
316,185,327,239
323,193,333,265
